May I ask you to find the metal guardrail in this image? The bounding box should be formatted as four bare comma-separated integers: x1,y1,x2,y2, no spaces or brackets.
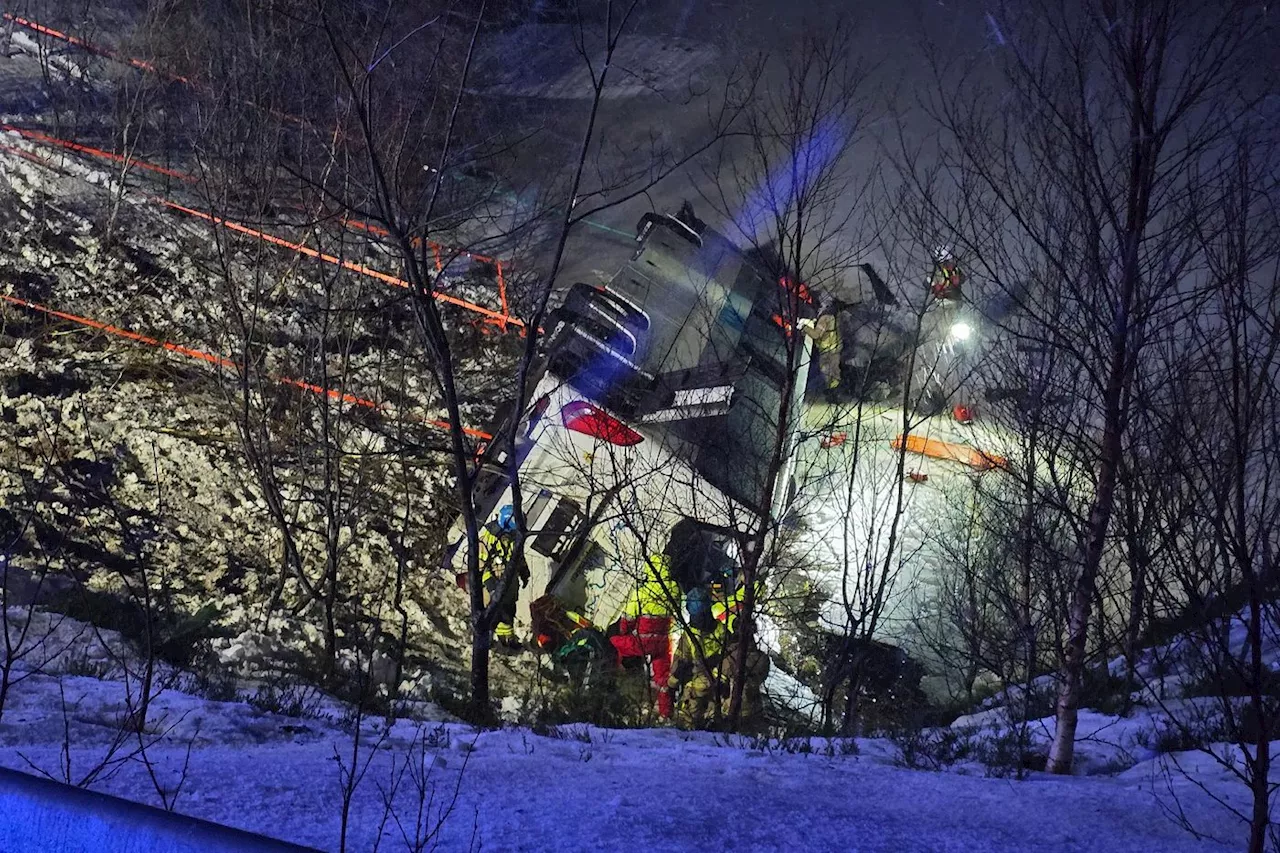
0,765,320,853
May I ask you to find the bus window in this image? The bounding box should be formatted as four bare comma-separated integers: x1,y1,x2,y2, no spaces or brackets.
525,488,555,532
532,497,584,560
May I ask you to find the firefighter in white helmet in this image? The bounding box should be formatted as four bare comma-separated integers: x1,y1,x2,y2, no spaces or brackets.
930,246,964,301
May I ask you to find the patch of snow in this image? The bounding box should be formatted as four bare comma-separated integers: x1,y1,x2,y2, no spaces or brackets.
0,661,1253,852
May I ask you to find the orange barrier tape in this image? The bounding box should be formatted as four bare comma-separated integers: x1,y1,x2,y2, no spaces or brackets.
0,141,61,170
890,433,1007,471
2,13,188,82
343,217,512,330
0,292,493,441
1,292,233,368
158,199,523,329
0,26,517,331
343,217,502,266
0,123,195,182
0,126,459,277
0,129,523,335
0,128,516,330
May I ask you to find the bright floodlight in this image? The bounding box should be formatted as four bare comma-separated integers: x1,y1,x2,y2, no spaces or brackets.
950,321,973,342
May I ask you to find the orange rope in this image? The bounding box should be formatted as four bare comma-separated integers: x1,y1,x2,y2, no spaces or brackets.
157,198,523,329
0,125,519,329
0,123,195,181
0,293,493,441
1,17,508,440
2,13,188,82
1,292,233,368
342,217,513,330
2,16,520,329
343,216,503,267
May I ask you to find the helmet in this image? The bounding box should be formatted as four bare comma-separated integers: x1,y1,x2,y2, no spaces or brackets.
496,504,517,533
932,245,953,263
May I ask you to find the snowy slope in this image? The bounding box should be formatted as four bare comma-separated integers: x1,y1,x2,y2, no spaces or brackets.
0,128,504,697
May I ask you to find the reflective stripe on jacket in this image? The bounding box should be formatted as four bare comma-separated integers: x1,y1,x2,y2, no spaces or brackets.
479,527,514,585
712,580,764,633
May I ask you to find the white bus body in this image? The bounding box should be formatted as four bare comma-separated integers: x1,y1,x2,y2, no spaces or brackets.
449,214,812,630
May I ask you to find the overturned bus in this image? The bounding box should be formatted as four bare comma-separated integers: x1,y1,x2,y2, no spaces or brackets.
448,211,812,631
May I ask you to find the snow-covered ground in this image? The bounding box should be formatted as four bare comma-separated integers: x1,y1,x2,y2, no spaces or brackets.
0,67,530,695
790,399,1018,643
0,671,1249,852
0,610,1262,852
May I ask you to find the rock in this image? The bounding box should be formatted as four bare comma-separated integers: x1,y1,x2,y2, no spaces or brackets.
220,643,247,665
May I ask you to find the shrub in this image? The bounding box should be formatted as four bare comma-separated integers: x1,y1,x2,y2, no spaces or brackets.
820,737,859,757
520,664,642,730
531,723,593,743
154,604,224,667
42,588,226,668
891,724,975,770
242,678,325,719
61,651,113,679
1137,707,1247,754
1180,666,1280,702
975,727,1044,778
180,666,238,702
1004,681,1057,722
779,736,813,755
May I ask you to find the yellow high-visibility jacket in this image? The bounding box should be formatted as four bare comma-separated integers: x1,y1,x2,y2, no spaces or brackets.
712,579,765,633
621,554,678,619
479,527,514,586
814,314,841,353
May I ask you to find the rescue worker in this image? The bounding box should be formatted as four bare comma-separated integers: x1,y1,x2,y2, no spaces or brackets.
530,594,592,652
480,505,528,652
710,576,763,631
929,247,964,301
711,577,771,731
720,631,771,732
609,552,678,718
802,311,843,396
668,613,729,730
676,199,706,235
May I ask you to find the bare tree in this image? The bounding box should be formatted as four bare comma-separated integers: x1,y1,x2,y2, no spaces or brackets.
1139,128,1280,852
911,477,1020,706
919,0,1270,773
0,429,78,723
686,18,942,733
